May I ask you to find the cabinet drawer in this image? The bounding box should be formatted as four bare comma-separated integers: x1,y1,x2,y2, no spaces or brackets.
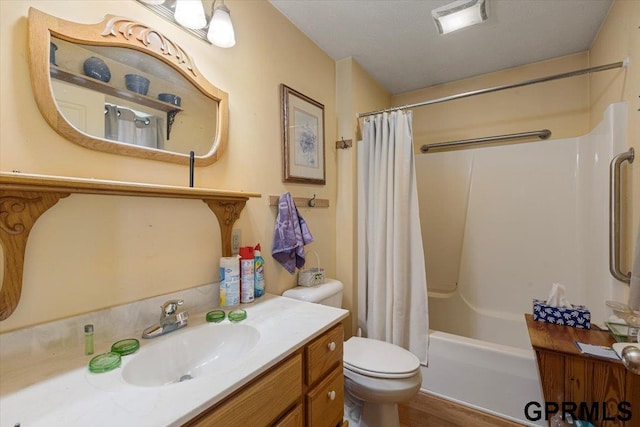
186,353,302,427
306,366,344,427
273,404,303,427
306,324,343,386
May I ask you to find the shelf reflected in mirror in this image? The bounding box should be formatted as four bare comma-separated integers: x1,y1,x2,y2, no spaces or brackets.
29,7,229,166
50,37,216,157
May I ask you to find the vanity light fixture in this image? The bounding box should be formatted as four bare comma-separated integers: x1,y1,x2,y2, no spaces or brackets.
432,0,488,35
135,0,236,47
174,0,207,30
207,0,236,48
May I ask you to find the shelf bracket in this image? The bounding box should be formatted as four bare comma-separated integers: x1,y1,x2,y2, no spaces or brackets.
203,199,247,257
166,109,180,140
0,191,70,320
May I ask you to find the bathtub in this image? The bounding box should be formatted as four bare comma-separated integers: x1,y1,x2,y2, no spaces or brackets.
422,330,544,426
415,103,629,426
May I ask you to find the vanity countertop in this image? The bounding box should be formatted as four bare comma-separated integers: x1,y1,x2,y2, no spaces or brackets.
0,294,349,426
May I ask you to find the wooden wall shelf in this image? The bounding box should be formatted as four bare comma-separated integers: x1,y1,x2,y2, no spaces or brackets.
0,172,260,321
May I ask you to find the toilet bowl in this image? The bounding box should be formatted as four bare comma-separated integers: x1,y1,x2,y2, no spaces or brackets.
343,336,421,427
282,280,422,427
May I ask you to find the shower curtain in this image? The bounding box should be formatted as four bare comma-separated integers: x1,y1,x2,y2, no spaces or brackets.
105,104,165,149
357,111,429,364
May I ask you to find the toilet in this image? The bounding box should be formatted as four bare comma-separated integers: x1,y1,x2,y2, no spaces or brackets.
283,279,422,427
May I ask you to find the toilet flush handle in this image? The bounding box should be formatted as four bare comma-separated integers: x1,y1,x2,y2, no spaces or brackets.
327,390,336,401
327,341,336,351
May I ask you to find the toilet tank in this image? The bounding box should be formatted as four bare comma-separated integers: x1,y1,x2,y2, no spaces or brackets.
282,279,343,308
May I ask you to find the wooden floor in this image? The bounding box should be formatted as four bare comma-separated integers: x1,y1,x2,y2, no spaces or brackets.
398,391,526,427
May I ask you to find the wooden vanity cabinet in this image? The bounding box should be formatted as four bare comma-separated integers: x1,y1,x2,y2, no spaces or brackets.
305,324,345,427
184,323,345,427
525,314,640,427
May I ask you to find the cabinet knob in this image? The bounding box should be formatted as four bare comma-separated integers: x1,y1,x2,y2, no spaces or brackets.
327,341,336,351
328,390,336,401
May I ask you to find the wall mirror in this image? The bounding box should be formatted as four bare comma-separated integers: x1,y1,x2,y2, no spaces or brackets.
28,8,228,166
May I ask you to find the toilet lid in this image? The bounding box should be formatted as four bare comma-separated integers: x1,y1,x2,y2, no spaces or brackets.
343,337,420,379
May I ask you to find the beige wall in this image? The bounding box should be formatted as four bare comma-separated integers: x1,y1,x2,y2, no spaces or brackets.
335,57,390,337
392,52,591,149
589,0,640,273
390,0,637,297
3,0,636,334
0,0,337,332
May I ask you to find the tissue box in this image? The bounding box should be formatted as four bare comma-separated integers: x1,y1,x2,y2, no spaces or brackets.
533,299,591,329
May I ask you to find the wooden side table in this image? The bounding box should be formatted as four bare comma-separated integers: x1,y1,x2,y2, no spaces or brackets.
525,314,640,427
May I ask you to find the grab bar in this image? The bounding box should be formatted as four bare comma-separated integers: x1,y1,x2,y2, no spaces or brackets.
609,147,635,283
420,129,551,153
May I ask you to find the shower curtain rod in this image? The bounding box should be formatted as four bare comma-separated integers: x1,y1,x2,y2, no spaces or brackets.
420,129,551,153
357,59,628,118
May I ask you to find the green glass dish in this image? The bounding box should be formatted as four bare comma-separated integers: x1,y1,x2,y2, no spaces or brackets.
206,310,226,323
228,309,247,323
111,338,140,356
88,352,121,373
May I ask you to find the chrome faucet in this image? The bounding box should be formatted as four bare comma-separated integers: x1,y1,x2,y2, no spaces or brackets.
142,299,189,339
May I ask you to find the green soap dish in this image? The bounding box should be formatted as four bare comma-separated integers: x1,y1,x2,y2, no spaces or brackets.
111,338,140,356
88,352,121,373
228,309,247,323
206,310,226,323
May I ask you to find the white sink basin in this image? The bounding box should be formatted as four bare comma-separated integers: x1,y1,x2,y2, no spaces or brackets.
122,323,260,387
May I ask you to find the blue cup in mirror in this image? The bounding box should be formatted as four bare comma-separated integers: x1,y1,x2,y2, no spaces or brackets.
125,74,150,96
83,56,111,82
158,93,181,106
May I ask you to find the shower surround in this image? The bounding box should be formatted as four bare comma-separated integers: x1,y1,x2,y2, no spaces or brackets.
416,102,629,425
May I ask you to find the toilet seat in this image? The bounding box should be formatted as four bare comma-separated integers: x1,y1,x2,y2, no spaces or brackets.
343,337,420,379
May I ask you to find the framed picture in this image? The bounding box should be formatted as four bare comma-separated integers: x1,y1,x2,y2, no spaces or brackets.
281,84,325,185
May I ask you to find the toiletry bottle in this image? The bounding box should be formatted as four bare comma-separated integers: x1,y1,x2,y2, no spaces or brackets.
254,244,265,298
239,246,255,303
84,324,94,355
220,256,240,307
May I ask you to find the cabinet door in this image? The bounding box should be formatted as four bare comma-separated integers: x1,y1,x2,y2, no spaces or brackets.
624,371,640,427
536,350,565,404
565,356,587,404
588,360,626,427
306,366,344,427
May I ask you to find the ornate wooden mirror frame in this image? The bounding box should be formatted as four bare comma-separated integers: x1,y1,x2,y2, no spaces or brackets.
28,7,229,166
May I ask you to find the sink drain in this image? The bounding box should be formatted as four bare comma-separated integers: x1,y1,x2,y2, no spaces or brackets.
178,374,193,382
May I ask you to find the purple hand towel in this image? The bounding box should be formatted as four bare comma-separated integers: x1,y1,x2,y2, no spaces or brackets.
272,192,314,274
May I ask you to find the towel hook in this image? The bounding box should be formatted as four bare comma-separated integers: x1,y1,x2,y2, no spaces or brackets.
336,136,352,149
308,194,316,207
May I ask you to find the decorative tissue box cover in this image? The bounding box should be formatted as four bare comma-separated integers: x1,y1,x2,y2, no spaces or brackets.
533,299,591,329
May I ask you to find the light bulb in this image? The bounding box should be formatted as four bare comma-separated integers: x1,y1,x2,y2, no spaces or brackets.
207,3,236,48
174,0,207,30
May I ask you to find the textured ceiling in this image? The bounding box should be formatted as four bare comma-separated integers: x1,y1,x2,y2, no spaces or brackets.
269,0,613,95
